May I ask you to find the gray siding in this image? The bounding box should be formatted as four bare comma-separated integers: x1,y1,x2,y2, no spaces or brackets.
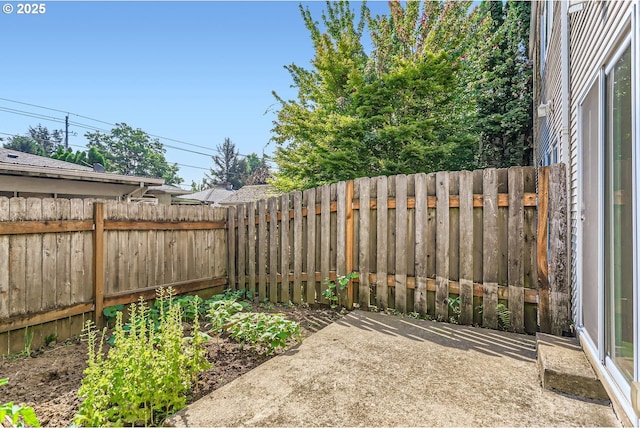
568,0,633,324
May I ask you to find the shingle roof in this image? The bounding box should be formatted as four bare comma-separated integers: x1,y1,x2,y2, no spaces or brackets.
147,184,191,195
0,148,92,171
219,184,279,205
177,186,236,204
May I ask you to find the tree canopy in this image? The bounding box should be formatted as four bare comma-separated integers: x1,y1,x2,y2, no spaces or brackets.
85,123,182,185
270,0,532,191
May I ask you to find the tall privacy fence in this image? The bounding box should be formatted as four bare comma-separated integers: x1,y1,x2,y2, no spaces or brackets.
227,164,569,335
0,201,228,354
0,164,568,354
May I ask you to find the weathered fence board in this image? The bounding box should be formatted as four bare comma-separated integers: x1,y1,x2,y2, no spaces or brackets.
376,176,388,309
395,175,408,313
458,171,474,325
482,169,499,329
435,172,449,320
414,174,427,315
508,167,525,333
358,178,370,309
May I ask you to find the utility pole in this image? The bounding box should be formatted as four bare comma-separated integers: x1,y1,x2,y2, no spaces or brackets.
65,115,69,148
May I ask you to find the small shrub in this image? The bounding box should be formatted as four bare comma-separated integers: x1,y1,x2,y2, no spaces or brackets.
226,313,301,355
206,297,301,355
322,272,358,308
74,288,210,427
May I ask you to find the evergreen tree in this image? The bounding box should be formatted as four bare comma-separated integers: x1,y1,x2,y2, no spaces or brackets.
473,0,532,167
27,124,63,156
206,138,244,189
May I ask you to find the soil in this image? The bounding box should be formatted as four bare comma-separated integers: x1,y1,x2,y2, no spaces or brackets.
0,302,343,427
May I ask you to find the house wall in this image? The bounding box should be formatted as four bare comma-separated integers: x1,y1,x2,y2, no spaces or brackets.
532,1,565,168
569,0,633,335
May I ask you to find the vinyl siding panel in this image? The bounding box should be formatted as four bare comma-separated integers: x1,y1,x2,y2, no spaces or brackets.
568,0,632,324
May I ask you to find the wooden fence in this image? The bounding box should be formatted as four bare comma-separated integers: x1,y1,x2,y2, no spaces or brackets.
0,164,570,355
227,164,569,335
0,200,228,354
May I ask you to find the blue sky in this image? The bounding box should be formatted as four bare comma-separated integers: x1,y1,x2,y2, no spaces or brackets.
0,1,391,187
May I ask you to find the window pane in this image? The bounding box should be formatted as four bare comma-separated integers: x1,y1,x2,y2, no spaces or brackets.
605,43,633,382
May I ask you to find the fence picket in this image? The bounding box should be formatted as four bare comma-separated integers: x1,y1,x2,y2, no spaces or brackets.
459,171,474,325
435,172,449,320
269,198,278,302
358,178,370,309
395,175,408,313
320,185,331,304
292,194,303,304
508,167,525,332
228,205,237,291
336,182,346,305
247,202,256,299
257,199,267,301
280,194,290,302
414,174,427,315
482,169,499,329
304,189,316,304
376,176,388,309
237,204,246,292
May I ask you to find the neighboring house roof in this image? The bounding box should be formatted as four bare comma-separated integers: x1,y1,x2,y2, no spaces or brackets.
0,148,93,171
147,184,192,196
0,148,164,198
177,186,236,205
219,184,279,205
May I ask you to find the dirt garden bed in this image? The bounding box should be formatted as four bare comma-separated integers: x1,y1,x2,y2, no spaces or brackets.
0,301,342,427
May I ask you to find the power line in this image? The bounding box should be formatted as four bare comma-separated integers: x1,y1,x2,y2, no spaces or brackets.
0,98,277,164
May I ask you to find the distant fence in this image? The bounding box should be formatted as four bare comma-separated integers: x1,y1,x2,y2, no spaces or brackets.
0,200,228,354
227,164,569,335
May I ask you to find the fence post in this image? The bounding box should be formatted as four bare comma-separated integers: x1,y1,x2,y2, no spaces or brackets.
94,202,105,327
537,166,551,333
548,163,569,334
228,205,236,291
345,180,355,308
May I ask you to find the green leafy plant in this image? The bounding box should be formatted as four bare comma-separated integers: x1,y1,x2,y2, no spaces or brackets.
22,327,33,358
74,287,210,427
497,303,511,330
447,296,461,324
322,272,358,309
206,297,301,355
226,313,301,355
0,379,40,427
44,333,57,347
103,304,124,325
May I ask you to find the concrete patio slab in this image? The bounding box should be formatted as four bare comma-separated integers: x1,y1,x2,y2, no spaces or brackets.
166,310,620,427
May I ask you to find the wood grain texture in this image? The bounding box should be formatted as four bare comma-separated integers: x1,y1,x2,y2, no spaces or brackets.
358,178,370,309
247,202,257,299
482,169,499,329
320,185,331,304
237,204,246,292
280,194,290,302
549,164,569,335
268,198,279,303
304,189,316,304
292,194,303,304
395,175,408,313
508,167,525,333
458,171,474,325
435,172,449,320
537,166,551,333
0,198,9,319
376,176,389,310
413,173,427,315
258,199,267,301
